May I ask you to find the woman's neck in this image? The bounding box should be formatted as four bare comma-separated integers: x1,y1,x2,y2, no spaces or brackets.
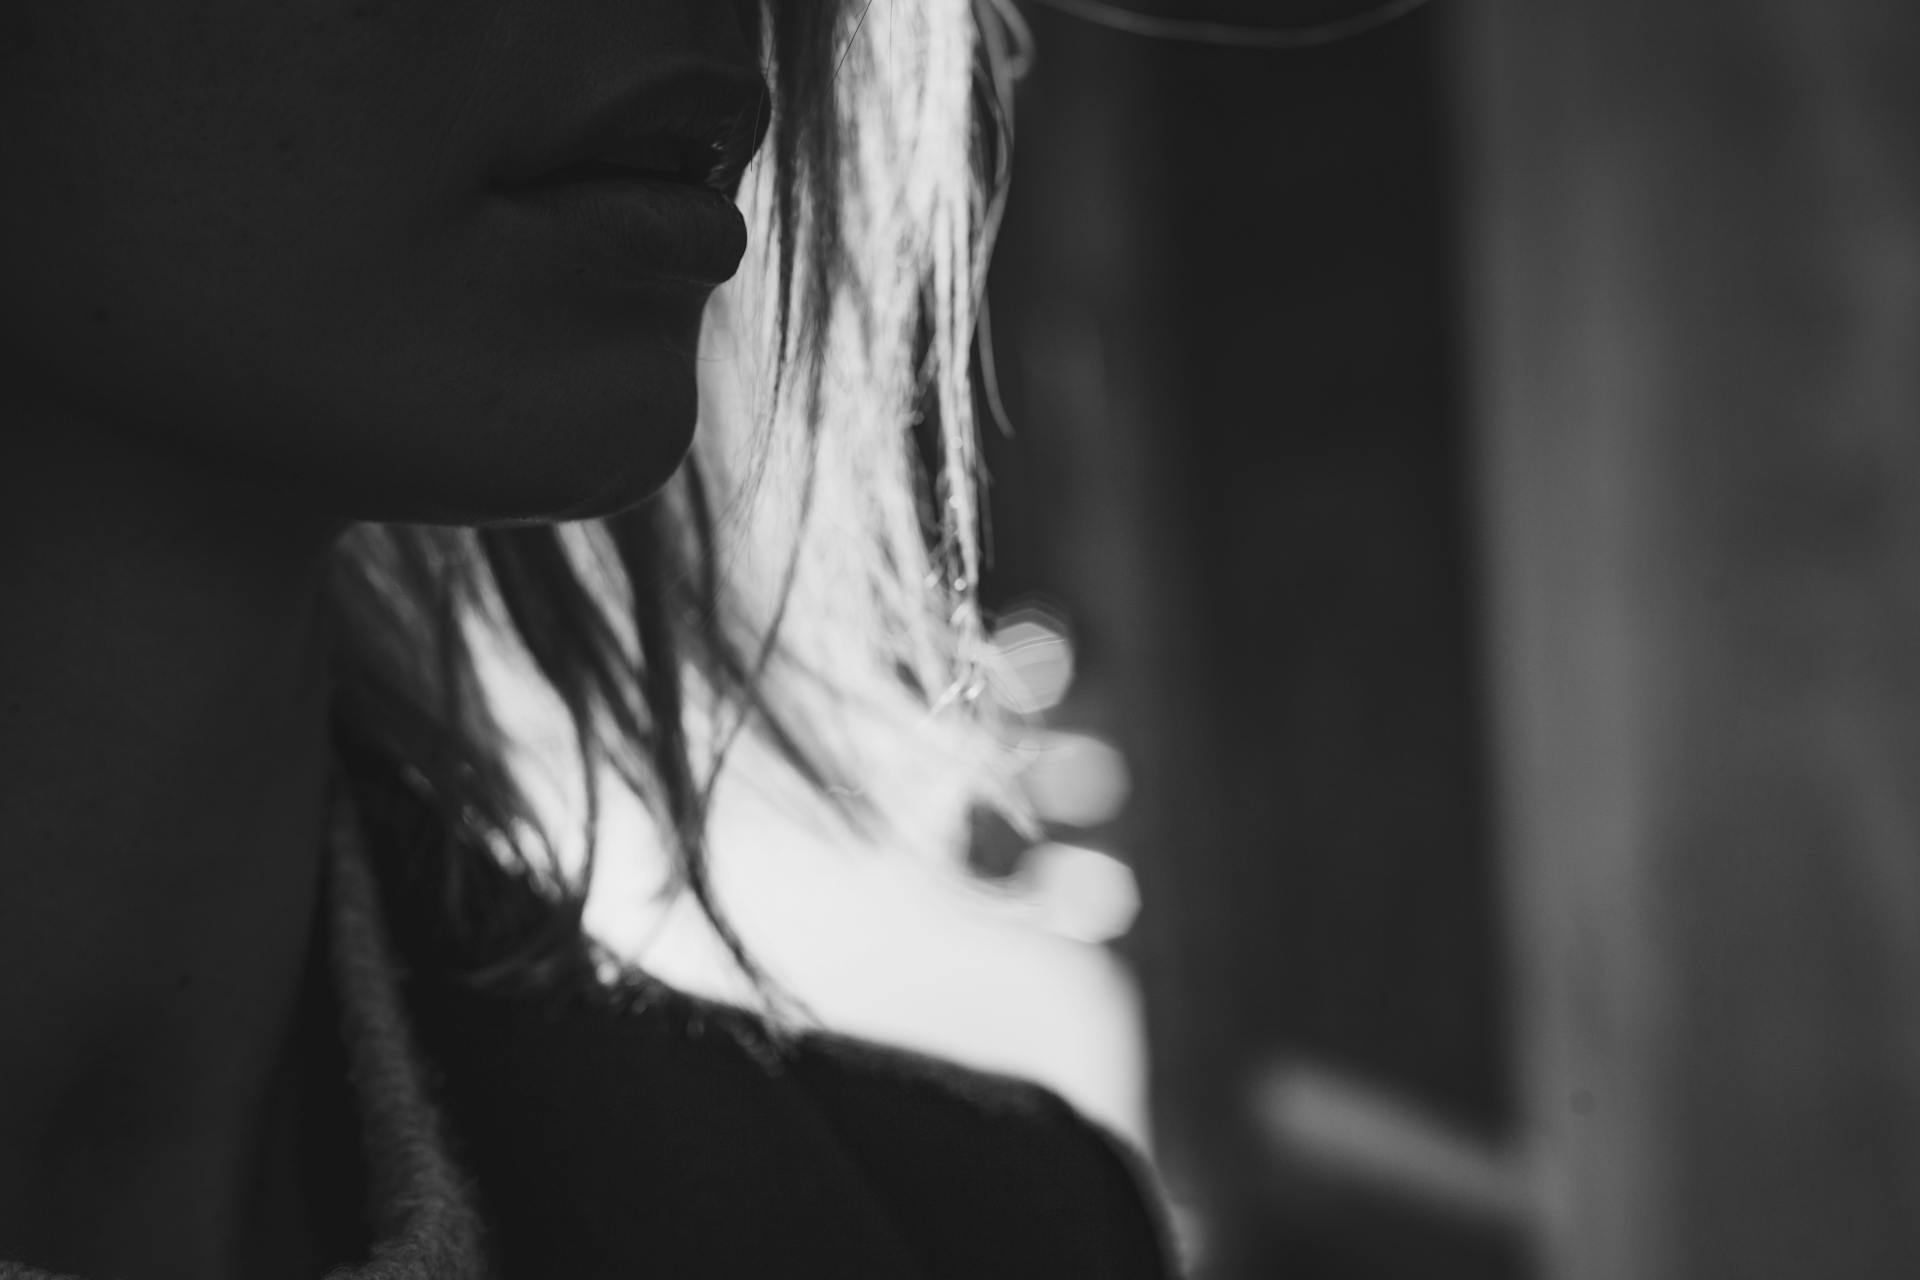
0,419,346,1278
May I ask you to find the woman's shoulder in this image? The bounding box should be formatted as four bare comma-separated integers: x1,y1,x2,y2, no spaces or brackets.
762,1006,1181,1278
377,846,1180,1278
406,958,1180,1278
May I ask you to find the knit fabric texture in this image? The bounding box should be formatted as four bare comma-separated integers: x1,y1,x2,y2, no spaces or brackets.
0,782,490,1280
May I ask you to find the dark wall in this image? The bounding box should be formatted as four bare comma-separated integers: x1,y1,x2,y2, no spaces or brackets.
981,4,1522,1275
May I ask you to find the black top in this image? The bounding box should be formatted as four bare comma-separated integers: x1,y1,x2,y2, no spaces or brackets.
370,800,1186,1279
0,777,1181,1280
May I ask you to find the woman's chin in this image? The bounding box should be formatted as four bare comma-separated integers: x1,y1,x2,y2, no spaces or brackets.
451,430,694,528
318,395,696,530
406,352,703,527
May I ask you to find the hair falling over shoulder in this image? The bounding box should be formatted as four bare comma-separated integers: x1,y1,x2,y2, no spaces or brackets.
325,0,1035,1024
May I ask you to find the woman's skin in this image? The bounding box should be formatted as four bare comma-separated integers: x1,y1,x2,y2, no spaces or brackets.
0,3,764,1276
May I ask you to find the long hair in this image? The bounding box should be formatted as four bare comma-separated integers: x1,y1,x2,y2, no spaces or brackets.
325,0,1033,1027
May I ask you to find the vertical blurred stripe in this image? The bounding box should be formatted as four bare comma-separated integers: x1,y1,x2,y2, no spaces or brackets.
1457,2,1920,1277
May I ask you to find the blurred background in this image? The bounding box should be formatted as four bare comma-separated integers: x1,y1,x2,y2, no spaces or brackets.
492,1,1920,1276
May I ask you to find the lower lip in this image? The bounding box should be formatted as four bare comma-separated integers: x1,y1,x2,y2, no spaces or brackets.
488,174,749,289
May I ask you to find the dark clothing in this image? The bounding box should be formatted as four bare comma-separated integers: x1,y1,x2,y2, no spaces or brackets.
0,779,1180,1280
373,795,1184,1278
